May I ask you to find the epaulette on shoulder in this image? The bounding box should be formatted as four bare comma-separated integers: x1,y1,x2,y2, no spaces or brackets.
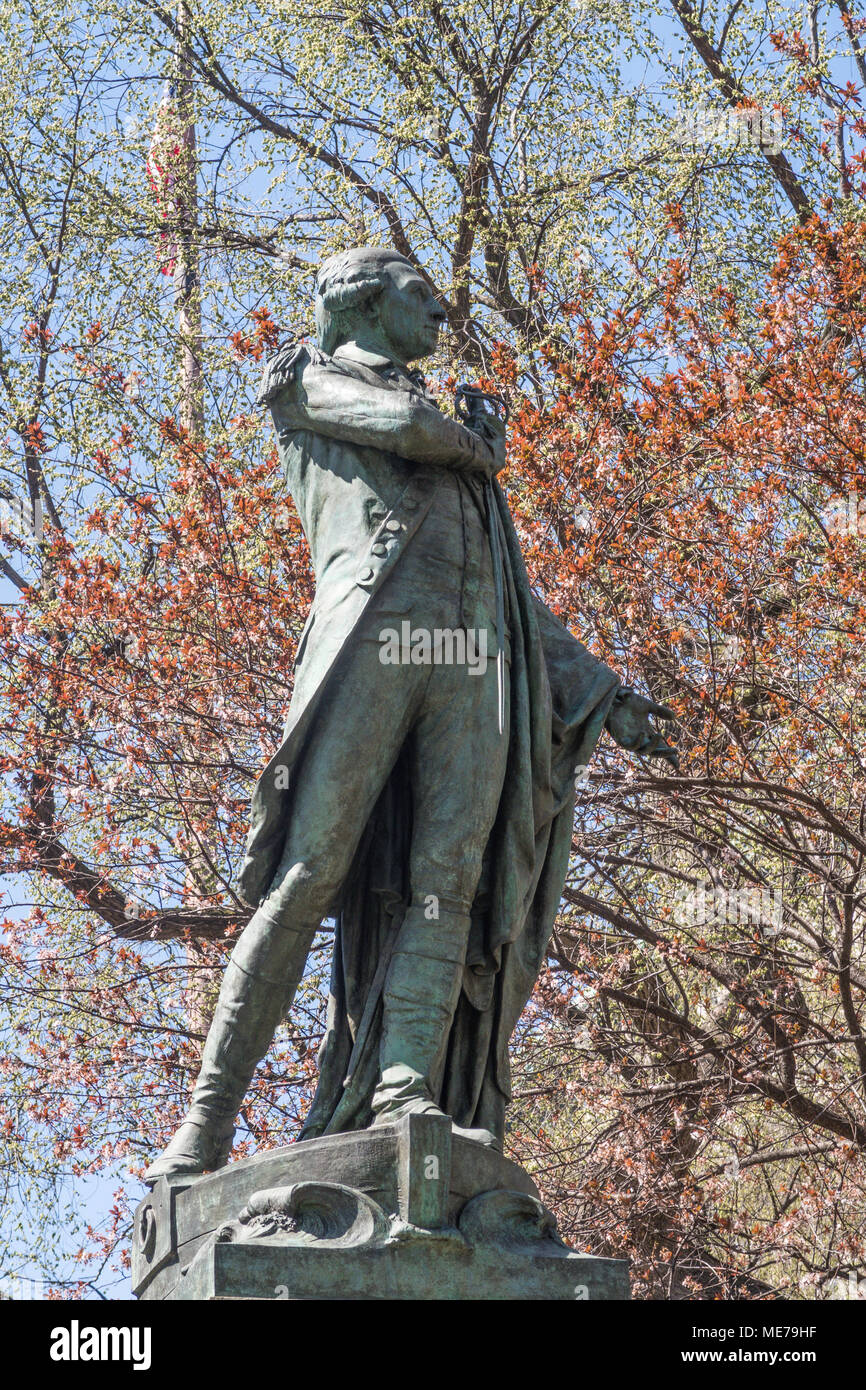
257,342,329,407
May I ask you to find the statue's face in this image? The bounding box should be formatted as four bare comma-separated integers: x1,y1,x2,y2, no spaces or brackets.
374,262,446,363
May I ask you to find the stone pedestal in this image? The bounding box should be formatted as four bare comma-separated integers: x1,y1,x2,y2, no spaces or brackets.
133,1116,629,1301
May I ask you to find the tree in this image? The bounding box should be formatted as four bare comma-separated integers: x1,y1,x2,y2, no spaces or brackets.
2,0,866,1297
500,214,866,1297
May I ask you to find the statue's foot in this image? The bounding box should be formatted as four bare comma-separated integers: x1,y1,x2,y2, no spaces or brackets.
371,1093,444,1125
452,1123,500,1151
143,1118,235,1185
371,1086,500,1150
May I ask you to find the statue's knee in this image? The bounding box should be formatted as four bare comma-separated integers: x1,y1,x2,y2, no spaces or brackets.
230,906,313,985
410,860,483,915
259,852,341,922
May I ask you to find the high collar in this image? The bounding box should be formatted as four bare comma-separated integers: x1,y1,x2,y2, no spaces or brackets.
333,342,404,371
333,341,430,394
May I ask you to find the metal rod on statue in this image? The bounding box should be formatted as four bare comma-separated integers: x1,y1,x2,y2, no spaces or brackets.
487,480,506,736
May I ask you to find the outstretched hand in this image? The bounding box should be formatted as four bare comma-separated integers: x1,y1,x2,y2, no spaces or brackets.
606,688,678,767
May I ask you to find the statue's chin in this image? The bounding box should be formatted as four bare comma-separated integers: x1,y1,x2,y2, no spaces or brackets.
417,325,441,350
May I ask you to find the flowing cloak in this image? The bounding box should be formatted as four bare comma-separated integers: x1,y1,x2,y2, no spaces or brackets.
237,341,621,1140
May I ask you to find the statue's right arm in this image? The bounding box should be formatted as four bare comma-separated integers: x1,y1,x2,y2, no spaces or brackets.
270,358,496,476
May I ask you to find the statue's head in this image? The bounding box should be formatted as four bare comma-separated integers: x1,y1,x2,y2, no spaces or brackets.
315,246,445,363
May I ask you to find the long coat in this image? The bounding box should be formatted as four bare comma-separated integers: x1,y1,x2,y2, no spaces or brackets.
239,341,621,1140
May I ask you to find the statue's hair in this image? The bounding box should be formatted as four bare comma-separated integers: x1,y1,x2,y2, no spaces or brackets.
315,246,412,353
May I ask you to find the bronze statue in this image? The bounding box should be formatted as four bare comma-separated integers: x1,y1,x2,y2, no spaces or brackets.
145,246,675,1181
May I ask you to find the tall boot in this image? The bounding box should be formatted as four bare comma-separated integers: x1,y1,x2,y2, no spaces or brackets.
144,908,316,1182
371,899,470,1124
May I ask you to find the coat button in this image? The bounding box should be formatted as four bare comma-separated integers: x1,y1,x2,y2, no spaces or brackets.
358,567,375,582
371,543,388,557
385,519,402,532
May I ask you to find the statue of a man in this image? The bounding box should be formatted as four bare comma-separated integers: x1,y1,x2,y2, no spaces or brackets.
146,246,676,1181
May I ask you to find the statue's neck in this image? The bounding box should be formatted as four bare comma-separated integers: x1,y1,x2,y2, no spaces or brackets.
340,330,408,369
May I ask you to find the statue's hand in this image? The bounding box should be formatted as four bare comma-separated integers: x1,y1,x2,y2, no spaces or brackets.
466,412,506,479
606,687,678,767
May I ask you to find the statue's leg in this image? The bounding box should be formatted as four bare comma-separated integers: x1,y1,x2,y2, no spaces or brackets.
372,626,510,1140
143,907,319,1181
371,894,472,1122
145,613,427,1181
